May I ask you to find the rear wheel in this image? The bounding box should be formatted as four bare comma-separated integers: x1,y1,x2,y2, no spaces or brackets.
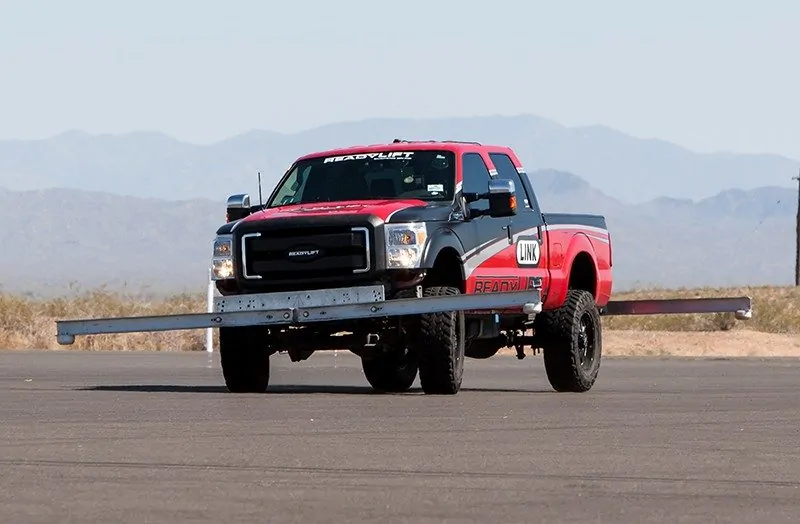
537,289,602,392
361,345,418,393
218,326,271,393
416,286,466,395
361,287,420,393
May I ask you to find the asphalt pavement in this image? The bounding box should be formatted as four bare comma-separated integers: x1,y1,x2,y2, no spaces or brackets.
0,350,798,523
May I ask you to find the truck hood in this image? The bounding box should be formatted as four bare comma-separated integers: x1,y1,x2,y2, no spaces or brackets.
240,199,450,223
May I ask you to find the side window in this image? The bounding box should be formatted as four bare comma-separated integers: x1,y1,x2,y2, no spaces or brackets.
461,153,491,212
489,153,534,210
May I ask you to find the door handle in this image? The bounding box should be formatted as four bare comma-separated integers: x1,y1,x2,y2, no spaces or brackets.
502,224,513,244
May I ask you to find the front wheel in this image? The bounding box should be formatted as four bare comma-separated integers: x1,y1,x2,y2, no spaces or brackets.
416,286,466,395
218,326,271,393
537,289,602,392
361,345,418,393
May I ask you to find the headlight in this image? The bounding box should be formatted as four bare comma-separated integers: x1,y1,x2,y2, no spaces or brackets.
385,222,427,269
211,234,234,280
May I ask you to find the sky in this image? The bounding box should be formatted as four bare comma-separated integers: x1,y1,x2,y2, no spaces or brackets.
1,0,798,159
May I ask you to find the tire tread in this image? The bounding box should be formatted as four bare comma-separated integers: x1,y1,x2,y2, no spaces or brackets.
537,289,601,392
417,286,465,395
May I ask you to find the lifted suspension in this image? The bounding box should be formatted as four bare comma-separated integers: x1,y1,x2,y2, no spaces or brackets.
504,330,541,360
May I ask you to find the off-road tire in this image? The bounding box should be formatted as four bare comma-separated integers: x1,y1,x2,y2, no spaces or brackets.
218,326,271,393
417,286,466,395
536,289,602,392
361,287,420,393
361,346,419,393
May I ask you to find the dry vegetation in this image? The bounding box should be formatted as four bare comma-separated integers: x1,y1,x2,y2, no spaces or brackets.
0,285,797,356
0,288,208,352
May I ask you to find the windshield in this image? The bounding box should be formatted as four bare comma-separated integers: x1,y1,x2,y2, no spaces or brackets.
267,149,456,207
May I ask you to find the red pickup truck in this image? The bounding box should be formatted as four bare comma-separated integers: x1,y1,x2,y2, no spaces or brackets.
56,139,753,395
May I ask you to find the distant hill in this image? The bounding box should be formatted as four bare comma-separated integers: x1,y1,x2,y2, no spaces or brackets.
1,170,795,297
1,114,798,204
0,186,223,297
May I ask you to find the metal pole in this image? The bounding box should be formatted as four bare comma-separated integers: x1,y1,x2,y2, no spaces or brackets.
794,170,800,286
206,267,214,352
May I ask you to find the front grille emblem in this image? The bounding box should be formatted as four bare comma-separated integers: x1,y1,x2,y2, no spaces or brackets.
286,246,323,262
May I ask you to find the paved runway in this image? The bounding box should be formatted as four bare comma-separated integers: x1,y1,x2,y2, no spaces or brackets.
0,350,798,523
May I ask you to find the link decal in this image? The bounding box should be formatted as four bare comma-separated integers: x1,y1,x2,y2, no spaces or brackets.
516,239,541,267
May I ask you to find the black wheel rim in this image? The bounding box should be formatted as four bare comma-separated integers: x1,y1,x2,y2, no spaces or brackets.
577,312,596,370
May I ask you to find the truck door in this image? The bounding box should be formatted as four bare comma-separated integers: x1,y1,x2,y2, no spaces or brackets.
486,152,550,297
458,152,515,293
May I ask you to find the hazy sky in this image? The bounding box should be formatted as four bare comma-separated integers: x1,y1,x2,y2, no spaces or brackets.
2,0,798,159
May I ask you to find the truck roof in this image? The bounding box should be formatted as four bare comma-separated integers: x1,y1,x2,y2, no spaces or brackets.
294,139,519,163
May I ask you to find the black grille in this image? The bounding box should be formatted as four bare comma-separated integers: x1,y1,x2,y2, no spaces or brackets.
240,225,370,281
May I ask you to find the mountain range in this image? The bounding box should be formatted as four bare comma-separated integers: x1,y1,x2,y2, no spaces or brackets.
0,171,794,298
2,114,797,204
0,114,797,297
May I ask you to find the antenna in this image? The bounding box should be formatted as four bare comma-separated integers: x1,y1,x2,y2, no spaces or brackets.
793,169,800,286
257,171,263,207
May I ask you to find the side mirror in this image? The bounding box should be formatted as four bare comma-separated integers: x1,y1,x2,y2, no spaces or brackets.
487,179,517,217
226,193,251,222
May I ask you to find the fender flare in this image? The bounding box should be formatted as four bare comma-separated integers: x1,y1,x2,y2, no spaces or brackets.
420,227,466,276
547,232,601,308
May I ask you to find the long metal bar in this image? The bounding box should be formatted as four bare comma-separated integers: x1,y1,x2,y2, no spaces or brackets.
56,309,295,345
602,296,752,320
57,290,751,347
56,289,542,345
